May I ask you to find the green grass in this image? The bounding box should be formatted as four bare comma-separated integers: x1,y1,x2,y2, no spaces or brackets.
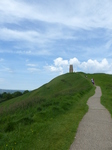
0,73,95,150
87,73,112,116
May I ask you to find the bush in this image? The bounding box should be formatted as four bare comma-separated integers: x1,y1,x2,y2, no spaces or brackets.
5,122,15,132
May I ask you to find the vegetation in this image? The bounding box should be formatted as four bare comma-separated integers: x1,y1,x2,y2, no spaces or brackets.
0,90,29,103
0,72,112,150
0,73,95,150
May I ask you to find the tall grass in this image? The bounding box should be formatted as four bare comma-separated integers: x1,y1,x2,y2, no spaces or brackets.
0,73,95,150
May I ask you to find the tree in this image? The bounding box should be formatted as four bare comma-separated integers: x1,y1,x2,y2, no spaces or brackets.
2,92,12,100
12,91,23,98
23,90,29,94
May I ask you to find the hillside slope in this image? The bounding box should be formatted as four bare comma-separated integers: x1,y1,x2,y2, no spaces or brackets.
0,73,92,111
0,73,95,150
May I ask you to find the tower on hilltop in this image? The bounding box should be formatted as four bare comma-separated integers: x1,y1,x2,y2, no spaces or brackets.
69,65,73,73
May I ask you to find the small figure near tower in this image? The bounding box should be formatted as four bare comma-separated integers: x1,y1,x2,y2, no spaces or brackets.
69,65,73,73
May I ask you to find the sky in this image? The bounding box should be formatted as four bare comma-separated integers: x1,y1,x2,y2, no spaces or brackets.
0,0,112,90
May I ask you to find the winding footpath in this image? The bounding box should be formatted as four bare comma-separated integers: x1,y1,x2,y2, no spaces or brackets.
70,86,112,150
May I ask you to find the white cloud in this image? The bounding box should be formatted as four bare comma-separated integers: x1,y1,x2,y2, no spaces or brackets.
0,48,51,56
45,57,68,74
1,0,112,59
80,58,111,73
54,57,68,66
105,39,112,49
0,28,40,42
69,58,80,66
27,64,37,67
45,65,63,74
45,57,112,74
0,58,4,62
1,0,112,90
1,67,14,73
27,67,39,73
1,0,112,30
0,0,34,23
26,64,41,73
0,26,76,45
0,78,4,83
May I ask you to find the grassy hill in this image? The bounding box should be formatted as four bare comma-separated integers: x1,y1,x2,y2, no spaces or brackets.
0,73,95,150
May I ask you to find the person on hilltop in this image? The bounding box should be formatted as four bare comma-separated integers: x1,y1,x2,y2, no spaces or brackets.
91,78,94,85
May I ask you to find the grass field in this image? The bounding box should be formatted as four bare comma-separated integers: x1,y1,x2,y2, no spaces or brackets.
0,72,95,150
0,72,112,150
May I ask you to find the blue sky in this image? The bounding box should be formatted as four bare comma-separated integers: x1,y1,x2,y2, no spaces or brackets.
0,0,112,90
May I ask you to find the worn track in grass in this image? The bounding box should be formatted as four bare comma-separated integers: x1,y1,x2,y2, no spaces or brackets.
70,86,112,150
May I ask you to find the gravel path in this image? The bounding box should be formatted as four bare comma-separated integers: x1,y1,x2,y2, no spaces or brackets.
70,86,112,150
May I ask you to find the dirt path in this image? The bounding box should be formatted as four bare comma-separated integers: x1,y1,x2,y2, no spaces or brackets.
70,86,112,150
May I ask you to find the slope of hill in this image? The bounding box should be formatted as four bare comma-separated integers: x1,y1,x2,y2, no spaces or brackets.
0,89,25,94
0,73,95,150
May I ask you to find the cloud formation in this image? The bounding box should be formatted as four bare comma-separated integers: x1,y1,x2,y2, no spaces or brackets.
1,0,112,29
46,57,112,74
0,58,4,62
0,78,4,83
27,68,39,73
0,0,112,90
0,0,112,58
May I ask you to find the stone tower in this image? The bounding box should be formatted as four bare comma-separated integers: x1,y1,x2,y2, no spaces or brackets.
69,65,73,73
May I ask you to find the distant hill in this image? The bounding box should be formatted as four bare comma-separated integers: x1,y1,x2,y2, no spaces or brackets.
0,89,25,94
